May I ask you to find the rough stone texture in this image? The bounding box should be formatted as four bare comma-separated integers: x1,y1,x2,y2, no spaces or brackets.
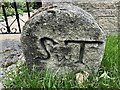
21,3,106,74
42,0,119,34
73,2,119,35
41,0,118,4
0,40,22,68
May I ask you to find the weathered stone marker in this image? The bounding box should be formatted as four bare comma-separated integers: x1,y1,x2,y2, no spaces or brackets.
21,3,106,75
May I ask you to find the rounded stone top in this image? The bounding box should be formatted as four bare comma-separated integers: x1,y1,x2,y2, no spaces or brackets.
24,3,105,41
21,3,106,74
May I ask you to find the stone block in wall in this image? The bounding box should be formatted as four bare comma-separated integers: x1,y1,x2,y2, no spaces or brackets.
97,16,118,33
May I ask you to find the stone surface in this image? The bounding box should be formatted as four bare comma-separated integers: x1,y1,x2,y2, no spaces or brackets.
34,1,119,35
41,0,118,3
21,3,106,74
0,40,22,68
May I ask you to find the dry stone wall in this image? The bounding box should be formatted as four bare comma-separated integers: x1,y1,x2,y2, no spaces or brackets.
73,2,119,35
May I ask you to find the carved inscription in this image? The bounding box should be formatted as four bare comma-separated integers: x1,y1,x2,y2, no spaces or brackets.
35,37,104,65
64,40,104,64
35,37,58,60
21,3,106,74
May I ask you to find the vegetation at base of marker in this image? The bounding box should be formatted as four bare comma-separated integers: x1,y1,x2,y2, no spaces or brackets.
3,35,120,88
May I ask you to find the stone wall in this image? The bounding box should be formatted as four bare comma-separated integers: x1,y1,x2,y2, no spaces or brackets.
73,2,119,35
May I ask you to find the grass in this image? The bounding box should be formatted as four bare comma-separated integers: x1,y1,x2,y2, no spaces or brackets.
3,66,79,88
3,35,120,89
81,35,120,88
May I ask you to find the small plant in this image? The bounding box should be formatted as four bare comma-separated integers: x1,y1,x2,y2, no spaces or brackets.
22,7,33,12
0,2,34,18
5,8,15,16
0,14,5,22
17,9,24,15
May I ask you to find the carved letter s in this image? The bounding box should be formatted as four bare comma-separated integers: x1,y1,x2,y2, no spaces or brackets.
35,37,58,60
